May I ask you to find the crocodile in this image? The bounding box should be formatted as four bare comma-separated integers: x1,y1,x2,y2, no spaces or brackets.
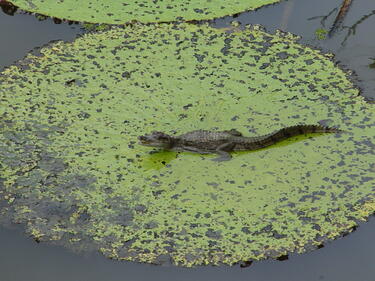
138,124,342,161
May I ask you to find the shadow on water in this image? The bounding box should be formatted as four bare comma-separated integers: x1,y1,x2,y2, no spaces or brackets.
0,0,375,280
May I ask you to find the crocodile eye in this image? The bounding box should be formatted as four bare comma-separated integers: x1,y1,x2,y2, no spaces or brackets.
151,131,164,136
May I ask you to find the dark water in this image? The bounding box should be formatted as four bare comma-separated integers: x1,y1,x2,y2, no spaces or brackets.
1,217,375,281
1,0,374,280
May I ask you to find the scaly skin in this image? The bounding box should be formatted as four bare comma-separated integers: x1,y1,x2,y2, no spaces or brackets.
138,124,342,161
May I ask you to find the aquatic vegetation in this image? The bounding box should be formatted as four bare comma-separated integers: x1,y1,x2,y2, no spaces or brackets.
7,0,281,23
0,23,374,266
315,28,328,40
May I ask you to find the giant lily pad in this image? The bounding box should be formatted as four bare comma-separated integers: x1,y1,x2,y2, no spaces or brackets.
7,0,280,23
0,23,374,266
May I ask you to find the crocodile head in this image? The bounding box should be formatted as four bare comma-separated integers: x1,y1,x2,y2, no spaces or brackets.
138,131,174,149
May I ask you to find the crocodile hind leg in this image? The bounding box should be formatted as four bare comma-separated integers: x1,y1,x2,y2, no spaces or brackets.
212,142,235,162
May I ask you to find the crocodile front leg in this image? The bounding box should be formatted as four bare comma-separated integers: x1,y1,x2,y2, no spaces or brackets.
212,142,235,162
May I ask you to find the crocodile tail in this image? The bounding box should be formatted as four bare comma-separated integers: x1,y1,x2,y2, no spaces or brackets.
279,124,342,136
266,124,341,143
242,124,341,150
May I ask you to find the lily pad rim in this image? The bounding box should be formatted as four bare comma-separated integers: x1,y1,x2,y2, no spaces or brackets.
5,0,284,25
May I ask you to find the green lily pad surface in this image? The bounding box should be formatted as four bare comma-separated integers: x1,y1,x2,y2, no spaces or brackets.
8,0,280,23
0,23,374,266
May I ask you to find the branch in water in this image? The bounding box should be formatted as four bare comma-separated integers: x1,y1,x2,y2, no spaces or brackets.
328,0,353,38
308,7,338,27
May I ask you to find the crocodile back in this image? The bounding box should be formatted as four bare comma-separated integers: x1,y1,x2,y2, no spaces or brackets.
176,130,237,150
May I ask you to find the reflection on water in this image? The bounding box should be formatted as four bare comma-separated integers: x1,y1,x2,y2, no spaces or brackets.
0,0,374,280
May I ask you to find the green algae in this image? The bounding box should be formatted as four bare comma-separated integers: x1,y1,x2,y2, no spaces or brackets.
8,0,280,24
315,28,328,40
0,23,374,266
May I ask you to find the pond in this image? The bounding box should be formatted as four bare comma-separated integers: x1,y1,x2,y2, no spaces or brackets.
0,0,374,280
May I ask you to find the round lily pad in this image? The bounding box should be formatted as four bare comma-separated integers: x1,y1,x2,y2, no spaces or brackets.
7,0,280,23
0,23,374,266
